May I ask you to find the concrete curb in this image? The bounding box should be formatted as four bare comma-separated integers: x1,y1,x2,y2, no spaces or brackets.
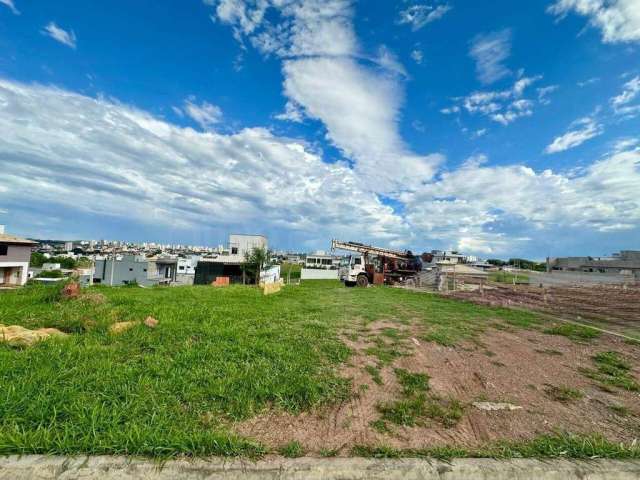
1,456,640,479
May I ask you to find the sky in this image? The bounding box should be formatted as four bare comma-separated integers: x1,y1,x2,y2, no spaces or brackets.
0,0,639,258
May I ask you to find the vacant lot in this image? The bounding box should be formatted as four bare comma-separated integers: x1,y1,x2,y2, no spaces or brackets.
1,281,639,459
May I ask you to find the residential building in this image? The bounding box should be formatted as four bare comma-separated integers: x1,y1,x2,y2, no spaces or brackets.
194,234,267,285
547,251,640,277
0,226,37,286
93,255,177,286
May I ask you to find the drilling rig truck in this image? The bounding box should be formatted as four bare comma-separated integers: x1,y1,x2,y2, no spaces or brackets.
331,239,422,287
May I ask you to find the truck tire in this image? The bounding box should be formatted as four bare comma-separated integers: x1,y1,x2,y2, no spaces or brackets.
345,281,356,287
356,274,369,287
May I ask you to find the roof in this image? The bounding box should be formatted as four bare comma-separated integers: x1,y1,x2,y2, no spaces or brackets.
0,233,37,245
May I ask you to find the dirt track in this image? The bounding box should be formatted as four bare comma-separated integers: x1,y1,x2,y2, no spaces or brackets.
235,317,640,454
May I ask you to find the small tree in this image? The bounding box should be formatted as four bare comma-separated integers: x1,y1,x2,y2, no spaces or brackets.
243,246,271,285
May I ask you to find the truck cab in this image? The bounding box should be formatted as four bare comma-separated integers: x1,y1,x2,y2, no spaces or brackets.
339,255,365,286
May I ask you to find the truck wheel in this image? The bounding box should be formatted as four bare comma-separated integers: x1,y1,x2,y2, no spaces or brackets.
356,274,369,287
345,281,356,287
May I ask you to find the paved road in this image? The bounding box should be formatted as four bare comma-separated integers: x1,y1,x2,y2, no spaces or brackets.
1,456,640,479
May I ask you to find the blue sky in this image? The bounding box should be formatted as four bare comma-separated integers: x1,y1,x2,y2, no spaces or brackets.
0,0,639,258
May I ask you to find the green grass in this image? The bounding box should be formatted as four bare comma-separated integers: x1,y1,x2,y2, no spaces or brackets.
352,433,640,459
544,385,584,403
489,272,529,284
278,440,304,458
394,368,429,396
544,323,600,342
0,281,549,457
582,351,639,392
365,365,383,385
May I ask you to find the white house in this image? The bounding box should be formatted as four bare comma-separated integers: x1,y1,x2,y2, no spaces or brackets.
0,226,36,286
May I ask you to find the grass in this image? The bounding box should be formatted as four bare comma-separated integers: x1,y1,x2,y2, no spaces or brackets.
0,280,567,458
489,272,529,284
278,440,304,458
365,365,383,385
352,433,640,459
394,368,429,396
544,385,584,403
582,351,639,392
376,368,462,429
544,323,600,342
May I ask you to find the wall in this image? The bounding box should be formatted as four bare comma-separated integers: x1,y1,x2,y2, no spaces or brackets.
1,244,32,263
300,268,339,280
94,257,155,286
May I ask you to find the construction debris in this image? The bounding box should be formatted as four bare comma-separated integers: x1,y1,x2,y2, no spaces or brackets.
211,277,230,287
473,402,523,411
144,316,159,329
262,282,282,295
0,324,67,347
62,281,81,299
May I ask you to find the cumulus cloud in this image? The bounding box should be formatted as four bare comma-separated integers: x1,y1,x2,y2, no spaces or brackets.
0,0,19,15
42,22,77,49
397,3,451,31
444,75,546,125
2,78,639,256
469,29,512,85
610,75,640,117
545,115,603,154
209,0,441,192
401,148,640,253
548,0,640,43
0,78,407,244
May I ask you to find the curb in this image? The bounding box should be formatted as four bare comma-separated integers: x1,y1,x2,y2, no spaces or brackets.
1,456,640,479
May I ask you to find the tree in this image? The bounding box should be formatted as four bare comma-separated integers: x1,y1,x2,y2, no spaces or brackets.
243,246,271,285
30,252,46,267
486,258,505,266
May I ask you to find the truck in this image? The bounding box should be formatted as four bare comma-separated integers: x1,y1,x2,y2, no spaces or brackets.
331,239,422,287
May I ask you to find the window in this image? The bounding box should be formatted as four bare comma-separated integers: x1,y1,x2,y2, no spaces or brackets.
143,268,147,272
179,266,185,270
354,258,362,265
231,247,238,254
0,245,7,256
129,268,133,272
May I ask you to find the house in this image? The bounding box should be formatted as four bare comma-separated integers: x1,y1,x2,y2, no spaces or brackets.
93,255,177,286
194,234,268,285
547,251,640,277
0,226,37,286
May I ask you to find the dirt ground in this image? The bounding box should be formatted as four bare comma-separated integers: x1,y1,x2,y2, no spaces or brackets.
234,317,640,455
448,283,640,335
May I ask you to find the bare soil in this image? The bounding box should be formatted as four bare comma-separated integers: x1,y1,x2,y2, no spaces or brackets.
448,283,640,334
234,318,640,455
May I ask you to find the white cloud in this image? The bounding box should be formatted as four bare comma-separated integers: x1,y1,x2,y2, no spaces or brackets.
0,0,19,15
411,49,424,64
397,3,451,31
469,29,511,85
0,78,407,244
537,85,559,105
610,75,640,117
178,97,223,130
577,77,600,87
401,148,640,253
42,22,77,49
209,0,441,192
2,78,639,256
445,74,545,125
274,100,305,122
545,115,603,154
548,0,640,43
